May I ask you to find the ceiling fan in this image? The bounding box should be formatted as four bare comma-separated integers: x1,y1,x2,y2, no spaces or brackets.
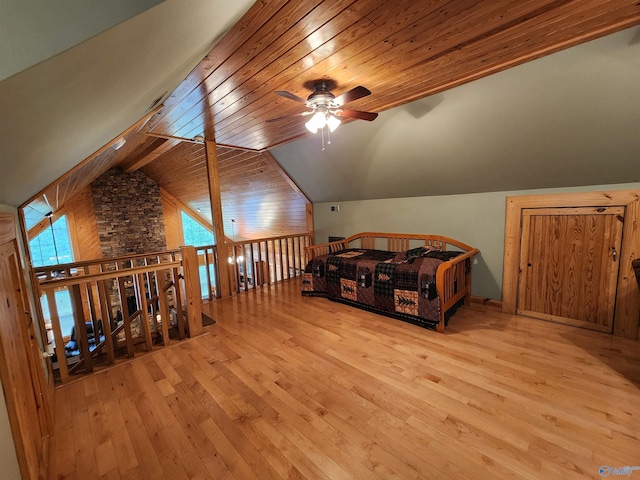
266,80,378,134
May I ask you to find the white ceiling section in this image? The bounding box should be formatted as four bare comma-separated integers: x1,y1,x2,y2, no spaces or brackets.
272,26,640,203
0,0,165,81
0,0,255,207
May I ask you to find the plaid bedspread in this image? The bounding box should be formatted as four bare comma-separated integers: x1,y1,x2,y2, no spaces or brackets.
302,247,462,325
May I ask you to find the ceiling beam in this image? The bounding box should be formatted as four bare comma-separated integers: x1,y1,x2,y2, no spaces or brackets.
123,137,180,173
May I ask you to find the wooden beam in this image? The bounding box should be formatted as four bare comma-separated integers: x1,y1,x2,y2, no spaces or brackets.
145,132,260,151
121,137,173,173
205,139,231,298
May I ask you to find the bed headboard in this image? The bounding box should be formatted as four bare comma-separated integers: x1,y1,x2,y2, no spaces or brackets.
305,232,476,260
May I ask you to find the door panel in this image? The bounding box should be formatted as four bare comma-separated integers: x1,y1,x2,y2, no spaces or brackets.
0,240,47,479
517,206,624,332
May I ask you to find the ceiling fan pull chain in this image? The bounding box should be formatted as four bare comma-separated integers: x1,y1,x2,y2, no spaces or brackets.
321,126,326,151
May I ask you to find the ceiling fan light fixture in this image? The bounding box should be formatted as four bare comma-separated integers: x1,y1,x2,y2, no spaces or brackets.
305,118,319,133
313,111,327,129
327,114,341,132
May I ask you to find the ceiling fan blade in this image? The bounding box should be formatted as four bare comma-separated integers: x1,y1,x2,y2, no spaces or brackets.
333,86,371,107
274,91,307,104
337,109,378,121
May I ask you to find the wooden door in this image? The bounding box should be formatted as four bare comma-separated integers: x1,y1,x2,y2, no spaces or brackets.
0,238,49,479
517,206,624,332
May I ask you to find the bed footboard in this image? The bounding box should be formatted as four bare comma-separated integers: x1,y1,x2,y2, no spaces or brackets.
435,249,477,332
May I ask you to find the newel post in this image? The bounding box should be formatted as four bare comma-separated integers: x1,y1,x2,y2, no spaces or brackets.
180,246,204,337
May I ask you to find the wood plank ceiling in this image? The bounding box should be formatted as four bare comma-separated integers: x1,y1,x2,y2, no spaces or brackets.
22,0,640,235
141,0,640,151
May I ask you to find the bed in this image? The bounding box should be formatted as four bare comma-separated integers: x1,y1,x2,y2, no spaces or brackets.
302,232,479,332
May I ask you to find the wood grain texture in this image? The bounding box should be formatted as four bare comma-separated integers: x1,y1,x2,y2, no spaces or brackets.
65,186,102,261
160,190,182,250
518,207,623,332
503,190,640,339
205,140,232,298
0,240,49,479
140,143,311,241
142,0,640,151
19,1,640,244
53,279,640,479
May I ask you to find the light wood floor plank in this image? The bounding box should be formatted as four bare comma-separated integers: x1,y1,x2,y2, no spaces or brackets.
54,279,640,479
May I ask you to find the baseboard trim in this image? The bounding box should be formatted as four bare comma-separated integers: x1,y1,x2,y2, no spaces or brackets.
470,296,502,309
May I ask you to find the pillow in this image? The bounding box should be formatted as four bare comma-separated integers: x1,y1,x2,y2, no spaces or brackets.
405,246,430,261
393,246,434,263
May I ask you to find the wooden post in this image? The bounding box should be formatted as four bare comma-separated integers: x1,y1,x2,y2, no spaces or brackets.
180,246,204,337
97,280,115,365
171,265,186,339
204,139,231,297
45,288,69,382
116,276,135,358
157,271,172,346
306,203,314,244
135,274,153,352
70,284,93,373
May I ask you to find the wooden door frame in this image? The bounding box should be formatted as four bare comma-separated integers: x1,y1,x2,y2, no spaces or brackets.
0,211,53,478
502,189,640,339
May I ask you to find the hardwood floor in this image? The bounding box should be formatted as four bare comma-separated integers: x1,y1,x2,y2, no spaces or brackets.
53,279,640,479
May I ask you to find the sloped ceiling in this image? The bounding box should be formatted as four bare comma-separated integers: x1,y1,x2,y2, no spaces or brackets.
272,26,640,202
0,0,164,81
3,0,640,221
0,0,255,207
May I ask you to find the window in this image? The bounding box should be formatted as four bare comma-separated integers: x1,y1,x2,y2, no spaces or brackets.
29,214,73,267
181,211,215,247
40,289,74,337
29,214,75,336
181,211,216,298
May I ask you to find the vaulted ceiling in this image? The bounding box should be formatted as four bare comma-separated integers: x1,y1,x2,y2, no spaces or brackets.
3,1,640,231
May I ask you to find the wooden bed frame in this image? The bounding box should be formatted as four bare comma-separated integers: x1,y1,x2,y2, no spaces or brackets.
305,232,479,332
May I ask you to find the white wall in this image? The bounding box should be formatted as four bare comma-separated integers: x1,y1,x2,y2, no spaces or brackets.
0,204,23,480
314,183,640,301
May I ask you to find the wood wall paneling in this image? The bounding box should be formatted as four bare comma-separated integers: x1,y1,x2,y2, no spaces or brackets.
65,186,102,262
160,190,183,250
140,144,311,241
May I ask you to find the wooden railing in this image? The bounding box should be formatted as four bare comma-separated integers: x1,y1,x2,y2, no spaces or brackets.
34,234,313,383
196,232,313,299
33,247,204,383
